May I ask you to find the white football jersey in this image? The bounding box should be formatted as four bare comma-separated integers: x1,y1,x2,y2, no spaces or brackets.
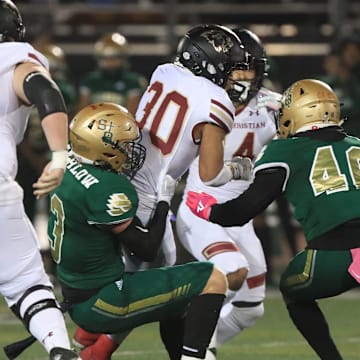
0,42,48,178
133,63,235,206
183,88,280,202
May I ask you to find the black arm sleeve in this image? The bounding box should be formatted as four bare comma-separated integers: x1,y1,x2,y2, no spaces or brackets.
117,201,170,262
23,71,67,119
209,167,287,227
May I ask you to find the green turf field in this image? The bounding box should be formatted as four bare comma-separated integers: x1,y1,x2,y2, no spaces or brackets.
1,290,359,359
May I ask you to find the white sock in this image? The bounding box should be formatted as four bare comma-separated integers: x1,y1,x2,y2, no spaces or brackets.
30,308,71,352
216,303,264,346
20,288,70,352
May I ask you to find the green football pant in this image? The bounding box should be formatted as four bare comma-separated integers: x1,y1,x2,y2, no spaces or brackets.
69,261,213,333
280,249,358,302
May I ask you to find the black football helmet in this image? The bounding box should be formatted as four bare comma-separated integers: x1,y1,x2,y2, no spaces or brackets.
175,24,248,88
0,0,25,42
228,28,268,104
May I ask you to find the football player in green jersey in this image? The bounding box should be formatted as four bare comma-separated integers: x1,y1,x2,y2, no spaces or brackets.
186,79,360,359
77,32,147,116
48,102,229,360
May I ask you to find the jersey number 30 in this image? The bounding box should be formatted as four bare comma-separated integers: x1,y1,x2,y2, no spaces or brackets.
137,81,188,155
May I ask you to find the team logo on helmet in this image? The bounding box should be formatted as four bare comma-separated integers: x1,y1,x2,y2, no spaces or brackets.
200,29,234,54
106,193,132,216
283,87,293,108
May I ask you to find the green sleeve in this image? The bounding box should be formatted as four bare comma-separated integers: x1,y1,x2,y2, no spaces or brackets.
85,174,138,225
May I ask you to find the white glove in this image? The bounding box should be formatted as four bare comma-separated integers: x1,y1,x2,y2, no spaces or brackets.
257,90,282,111
158,175,178,204
226,156,253,181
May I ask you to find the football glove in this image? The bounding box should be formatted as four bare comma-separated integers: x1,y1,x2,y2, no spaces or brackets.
257,90,282,111
158,174,178,204
226,156,253,181
186,191,218,221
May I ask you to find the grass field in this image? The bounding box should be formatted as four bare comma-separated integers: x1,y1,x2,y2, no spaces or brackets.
1,290,360,360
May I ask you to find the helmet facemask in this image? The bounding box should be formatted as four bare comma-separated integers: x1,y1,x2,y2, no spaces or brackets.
100,133,146,179
228,28,268,105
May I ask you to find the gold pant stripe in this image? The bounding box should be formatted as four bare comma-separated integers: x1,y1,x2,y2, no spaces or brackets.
93,283,191,316
284,250,316,287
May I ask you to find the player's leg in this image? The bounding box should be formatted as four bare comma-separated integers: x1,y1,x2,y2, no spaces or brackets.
216,276,265,346
0,190,73,355
280,249,358,360
68,262,225,360
215,222,267,346
176,202,267,357
76,217,177,357
181,266,227,360
176,202,249,297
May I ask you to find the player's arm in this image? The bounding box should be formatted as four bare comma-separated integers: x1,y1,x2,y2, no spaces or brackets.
111,174,176,261
187,167,286,226
198,123,253,186
13,61,69,197
13,62,68,153
198,123,226,182
114,201,170,262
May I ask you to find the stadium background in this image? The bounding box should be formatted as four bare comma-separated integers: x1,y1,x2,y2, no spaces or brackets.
2,2,360,359
16,0,360,90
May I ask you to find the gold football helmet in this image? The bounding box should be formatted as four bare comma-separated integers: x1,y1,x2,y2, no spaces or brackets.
69,103,146,178
94,32,128,59
277,79,342,138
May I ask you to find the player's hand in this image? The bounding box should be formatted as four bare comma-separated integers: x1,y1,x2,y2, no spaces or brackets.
257,92,281,111
158,174,178,205
33,162,65,199
227,156,253,181
186,191,217,221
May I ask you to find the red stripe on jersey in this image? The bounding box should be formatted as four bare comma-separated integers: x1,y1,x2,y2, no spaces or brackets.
211,99,233,118
246,273,266,289
28,52,46,67
202,241,240,259
209,113,229,132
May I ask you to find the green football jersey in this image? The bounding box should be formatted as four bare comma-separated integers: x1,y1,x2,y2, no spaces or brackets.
48,157,138,289
80,69,146,105
255,134,360,241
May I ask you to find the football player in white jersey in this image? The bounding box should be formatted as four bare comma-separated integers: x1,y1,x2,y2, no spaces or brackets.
72,24,252,360
0,1,79,359
176,28,281,356
128,24,252,271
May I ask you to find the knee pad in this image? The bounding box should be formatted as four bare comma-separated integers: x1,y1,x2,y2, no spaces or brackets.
10,285,62,330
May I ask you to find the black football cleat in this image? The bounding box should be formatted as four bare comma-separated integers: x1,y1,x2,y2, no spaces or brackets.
49,347,81,360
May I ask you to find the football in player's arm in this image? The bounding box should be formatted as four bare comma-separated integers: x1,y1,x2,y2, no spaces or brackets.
187,78,360,360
